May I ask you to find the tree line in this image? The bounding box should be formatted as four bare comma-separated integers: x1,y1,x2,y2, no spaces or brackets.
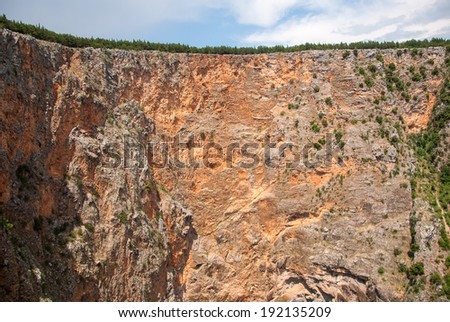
1,15,449,54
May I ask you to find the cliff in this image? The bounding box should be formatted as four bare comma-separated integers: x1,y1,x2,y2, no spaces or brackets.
0,29,449,301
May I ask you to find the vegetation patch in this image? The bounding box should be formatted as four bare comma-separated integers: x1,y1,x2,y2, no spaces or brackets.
116,211,128,224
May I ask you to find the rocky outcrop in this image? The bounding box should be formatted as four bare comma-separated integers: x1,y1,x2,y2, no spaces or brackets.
0,31,195,301
0,29,449,301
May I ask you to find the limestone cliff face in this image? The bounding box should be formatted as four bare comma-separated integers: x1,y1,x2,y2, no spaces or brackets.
0,29,449,301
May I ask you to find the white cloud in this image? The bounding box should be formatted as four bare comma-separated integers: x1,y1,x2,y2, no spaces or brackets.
225,0,300,27
403,18,450,39
241,0,450,45
222,0,344,27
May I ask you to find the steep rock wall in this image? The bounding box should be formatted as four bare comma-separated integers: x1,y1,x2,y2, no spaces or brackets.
0,29,449,301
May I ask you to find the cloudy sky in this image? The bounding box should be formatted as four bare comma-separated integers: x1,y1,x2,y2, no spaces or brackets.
2,0,450,46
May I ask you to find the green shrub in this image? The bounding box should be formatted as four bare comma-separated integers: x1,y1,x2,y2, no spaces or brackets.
395,78,405,91
407,262,424,280
443,274,450,299
314,85,320,93
84,223,95,232
398,263,408,273
68,232,76,242
116,211,128,224
432,67,439,76
325,97,333,106
410,242,420,254
401,91,411,102
445,255,450,268
365,76,374,87
313,142,322,150
419,66,426,78
342,50,350,59
430,272,442,285
376,54,384,63
334,130,343,143
411,73,421,81
310,121,321,133
0,216,14,232
378,267,385,274
154,210,162,222
145,181,153,193
368,64,377,73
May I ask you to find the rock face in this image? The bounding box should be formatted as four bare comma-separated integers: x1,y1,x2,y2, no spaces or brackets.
0,29,449,301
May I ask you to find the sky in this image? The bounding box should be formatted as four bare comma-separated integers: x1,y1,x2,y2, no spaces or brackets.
1,0,450,47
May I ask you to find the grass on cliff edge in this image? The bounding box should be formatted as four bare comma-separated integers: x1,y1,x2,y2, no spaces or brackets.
1,14,450,54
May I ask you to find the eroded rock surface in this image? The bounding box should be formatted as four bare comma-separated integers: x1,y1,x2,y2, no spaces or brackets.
1,30,449,301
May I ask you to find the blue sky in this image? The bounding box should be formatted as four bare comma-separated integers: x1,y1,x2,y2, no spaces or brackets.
2,0,450,47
